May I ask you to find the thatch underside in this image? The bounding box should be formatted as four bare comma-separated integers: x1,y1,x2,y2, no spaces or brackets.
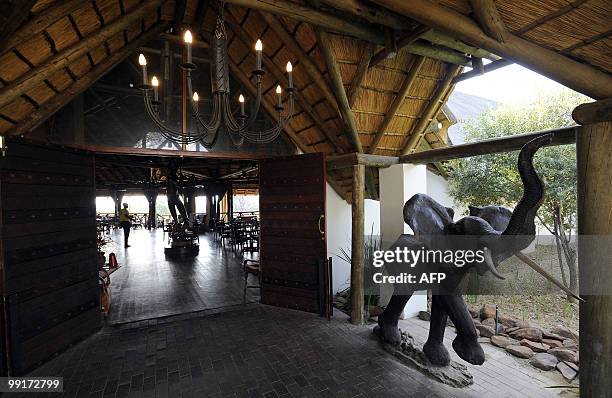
0,0,609,201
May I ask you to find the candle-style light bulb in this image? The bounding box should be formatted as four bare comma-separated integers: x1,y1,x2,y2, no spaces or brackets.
184,30,193,44
276,85,282,108
151,76,159,101
286,61,293,89
192,92,199,102
184,30,193,65
238,94,245,116
138,53,148,86
255,39,263,70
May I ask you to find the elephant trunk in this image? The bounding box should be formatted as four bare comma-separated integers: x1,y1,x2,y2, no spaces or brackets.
496,134,553,259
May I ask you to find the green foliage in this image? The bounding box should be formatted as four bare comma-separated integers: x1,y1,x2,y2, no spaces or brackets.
448,90,589,230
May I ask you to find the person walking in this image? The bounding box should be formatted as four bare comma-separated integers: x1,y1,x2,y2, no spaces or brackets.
119,203,133,248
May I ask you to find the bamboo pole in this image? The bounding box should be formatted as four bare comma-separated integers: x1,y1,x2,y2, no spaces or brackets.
10,23,168,136
576,121,612,396
401,65,461,155
371,0,612,99
368,56,425,154
351,164,365,325
0,0,165,110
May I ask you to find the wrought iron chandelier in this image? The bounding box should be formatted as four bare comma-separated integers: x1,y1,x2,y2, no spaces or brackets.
137,9,295,148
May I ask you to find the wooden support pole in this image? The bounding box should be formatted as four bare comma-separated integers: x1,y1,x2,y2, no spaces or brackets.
401,64,461,155
576,121,612,397
368,56,425,154
572,98,612,125
0,0,164,110
10,23,168,136
371,0,612,99
351,164,365,325
468,0,508,43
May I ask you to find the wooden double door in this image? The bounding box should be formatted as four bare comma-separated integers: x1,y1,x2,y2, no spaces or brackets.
259,153,331,315
0,138,100,375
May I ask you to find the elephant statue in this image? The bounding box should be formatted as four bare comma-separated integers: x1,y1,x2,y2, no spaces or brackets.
375,134,565,367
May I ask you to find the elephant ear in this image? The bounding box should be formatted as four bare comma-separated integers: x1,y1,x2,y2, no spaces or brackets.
403,194,454,237
468,205,513,233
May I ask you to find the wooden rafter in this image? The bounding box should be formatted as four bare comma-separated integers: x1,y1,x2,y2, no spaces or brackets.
225,0,474,66
468,0,508,43
515,0,589,35
367,55,425,154
347,42,372,108
0,0,37,50
372,0,612,99
0,0,165,110
10,23,168,136
224,11,344,151
0,0,87,57
370,25,429,68
453,58,510,83
257,12,339,115
400,64,461,155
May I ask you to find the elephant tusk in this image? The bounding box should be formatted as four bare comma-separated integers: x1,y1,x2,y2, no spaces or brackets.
483,247,506,280
514,252,584,302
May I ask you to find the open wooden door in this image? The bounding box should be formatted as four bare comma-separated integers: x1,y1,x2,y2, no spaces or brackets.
259,153,329,314
0,137,99,375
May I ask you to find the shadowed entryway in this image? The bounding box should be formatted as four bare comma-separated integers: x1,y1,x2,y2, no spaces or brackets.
105,229,259,324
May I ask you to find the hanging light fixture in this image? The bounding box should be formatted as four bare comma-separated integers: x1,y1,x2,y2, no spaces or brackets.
138,6,296,149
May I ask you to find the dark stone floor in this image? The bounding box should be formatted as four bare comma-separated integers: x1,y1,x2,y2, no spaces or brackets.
106,229,259,324
26,305,471,398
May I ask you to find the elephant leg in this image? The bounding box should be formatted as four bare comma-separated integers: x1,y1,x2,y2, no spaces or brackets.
423,295,451,366
439,295,485,365
376,294,412,345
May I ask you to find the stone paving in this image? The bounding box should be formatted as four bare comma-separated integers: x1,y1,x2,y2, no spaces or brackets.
22,303,577,398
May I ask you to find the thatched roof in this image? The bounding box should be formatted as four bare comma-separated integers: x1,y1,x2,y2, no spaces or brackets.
0,0,609,200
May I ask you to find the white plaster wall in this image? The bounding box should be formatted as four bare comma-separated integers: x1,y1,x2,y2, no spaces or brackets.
325,183,381,293
426,170,466,220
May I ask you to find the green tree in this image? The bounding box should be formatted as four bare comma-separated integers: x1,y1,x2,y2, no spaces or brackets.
447,90,590,300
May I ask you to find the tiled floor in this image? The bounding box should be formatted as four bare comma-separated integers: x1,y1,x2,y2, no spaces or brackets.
104,228,259,324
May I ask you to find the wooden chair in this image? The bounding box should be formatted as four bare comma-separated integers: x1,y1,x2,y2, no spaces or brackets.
243,259,261,303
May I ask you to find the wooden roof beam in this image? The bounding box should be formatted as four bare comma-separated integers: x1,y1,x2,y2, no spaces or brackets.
224,11,344,151
316,28,379,198
453,58,511,83
347,43,372,108
0,0,37,51
0,0,87,57
225,0,473,67
0,0,165,111
318,0,499,60
400,64,461,155
368,55,425,154
371,0,612,99
468,0,508,43
370,25,429,68
10,22,168,136
258,12,339,116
